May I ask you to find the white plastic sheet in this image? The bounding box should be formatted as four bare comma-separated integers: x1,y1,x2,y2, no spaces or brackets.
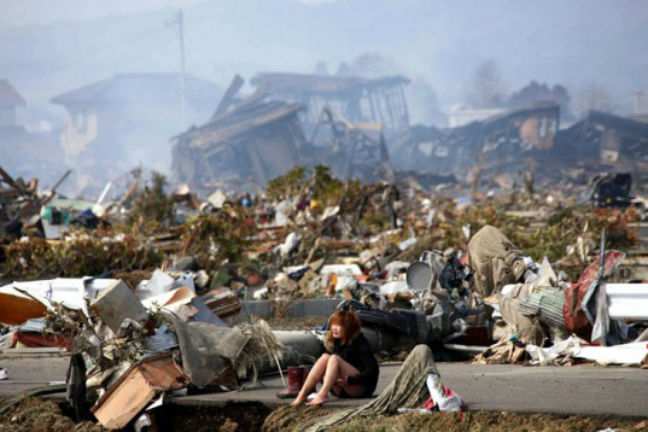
526,336,648,366
573,342,648,365
526,336,584,366
379,280,412,297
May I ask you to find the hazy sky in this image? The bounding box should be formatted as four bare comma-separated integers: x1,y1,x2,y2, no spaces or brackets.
1,0,646,193
2,0,647,112
0,0,202,27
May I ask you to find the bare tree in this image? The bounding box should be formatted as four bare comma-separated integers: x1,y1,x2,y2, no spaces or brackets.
574,82,616,117
466,60,508,108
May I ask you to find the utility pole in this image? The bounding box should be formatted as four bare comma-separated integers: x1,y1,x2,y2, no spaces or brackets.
172,9,187,130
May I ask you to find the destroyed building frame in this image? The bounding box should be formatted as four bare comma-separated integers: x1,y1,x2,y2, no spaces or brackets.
172,92,307,194
251,72,411,132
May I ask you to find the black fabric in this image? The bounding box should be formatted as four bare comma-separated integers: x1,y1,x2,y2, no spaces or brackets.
288,267,310,281
439,255,466,296
332,333,379,396
65,353,90,421
332,387,368,399
336,300,426,342
355,308,422,340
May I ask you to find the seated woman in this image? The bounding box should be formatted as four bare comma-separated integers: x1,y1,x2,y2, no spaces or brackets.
290,309,379,406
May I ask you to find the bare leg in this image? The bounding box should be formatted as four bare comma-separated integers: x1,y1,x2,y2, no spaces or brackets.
307,355,363,405
290,354,329,406
306,355,339,406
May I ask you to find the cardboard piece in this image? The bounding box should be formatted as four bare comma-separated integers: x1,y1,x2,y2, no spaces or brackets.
141,286,196,311
92,353,188,430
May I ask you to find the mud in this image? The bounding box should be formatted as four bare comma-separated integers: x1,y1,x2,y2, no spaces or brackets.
0,397,103,432
154,402,271,432
264,407,648,432
262,404,336,432
3,396,646,432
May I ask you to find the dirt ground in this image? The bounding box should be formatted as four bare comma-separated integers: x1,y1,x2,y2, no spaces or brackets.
326,411,648,432
262,405,648,432
262,405,337,431
2,397,647,432
0,398,270,432
0,397,103,432
154,401,271,432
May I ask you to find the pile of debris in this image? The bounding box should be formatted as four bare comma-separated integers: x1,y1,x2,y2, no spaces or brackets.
172,74,397,195
0,268,283,429
469,225,648,366
0,167,72,240
390,104,648,198
1,160,647,430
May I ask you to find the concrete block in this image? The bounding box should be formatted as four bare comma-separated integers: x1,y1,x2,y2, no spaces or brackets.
241,300,272,318
284,299,339,318
242,298,339,318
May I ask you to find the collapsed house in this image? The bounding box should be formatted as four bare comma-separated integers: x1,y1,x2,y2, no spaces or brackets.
51,73,222,195
307,106,394,183
172,83,307,194
391,103,560,187
172,75,396,193
393,104,648,192
251,72,411,133
0,166,79,240
0,79,65,187
556,110,648,187
172,71,648,195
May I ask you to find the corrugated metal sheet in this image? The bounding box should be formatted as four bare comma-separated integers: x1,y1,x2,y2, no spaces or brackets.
518,286,566,328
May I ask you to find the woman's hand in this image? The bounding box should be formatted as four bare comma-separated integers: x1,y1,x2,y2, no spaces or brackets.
335,376,348,386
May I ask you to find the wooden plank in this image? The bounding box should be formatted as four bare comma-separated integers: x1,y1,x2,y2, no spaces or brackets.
92,354,188,430
0,166,20,191
92,366,156,429
202,288,242,318
140,355,190,389
48,169,71,194
212,74,244,119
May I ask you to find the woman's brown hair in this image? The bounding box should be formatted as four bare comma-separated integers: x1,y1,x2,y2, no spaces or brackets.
324,309,362,351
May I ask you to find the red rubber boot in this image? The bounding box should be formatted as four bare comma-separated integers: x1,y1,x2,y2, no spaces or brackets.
276,366,305,398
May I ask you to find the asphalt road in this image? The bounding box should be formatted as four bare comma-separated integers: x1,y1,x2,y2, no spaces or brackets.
1,356,647,417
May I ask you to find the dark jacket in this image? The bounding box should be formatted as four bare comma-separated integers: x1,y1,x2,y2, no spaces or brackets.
332,333,379,396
